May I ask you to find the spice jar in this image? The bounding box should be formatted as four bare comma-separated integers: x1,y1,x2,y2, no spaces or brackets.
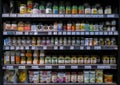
98,7,103,14
105,6,112,14
67,37,71,45
26,51,32,64
18,21,25,31
38,23,43,31
67,22,72,31
26,51,32,57
37,37,41,46
24,22,31,31
51,37,54,45
84,4,91,14
31,23,38,31
21,37,26,46
12,37,17,46
66,2,71,14
20,4,27,14
26,37,31,45
39,1,45,14
72,5,78,14
76,22,80,31
104,74,113,83
44,24,48,31
17,37,21,46
15,51,20,64
21,51,26,64
33,3,39,14
53,2,58,14
46,37,51,45
32,37,36,46
11,21,17,30
78,6,84,14
58,22,63,31
59,1,65,14
110,56,116,64
59,37,63,45
105,38,111,45
53,22,58,31
71,23,76,31
63,37,67,46
46,2,52,14
80,22,85,31
4,21,11,30
27,0,33,13
4,51,10,64
111,38,116,45
10,51,15,64
92,6,97,14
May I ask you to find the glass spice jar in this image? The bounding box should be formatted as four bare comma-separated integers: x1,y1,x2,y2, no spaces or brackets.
105,6,112,14
66,2,71,14
15,51,21,64
21,51,26,64
18,21,25,31
24,22,31,31
11,21,17,31
78,6,84,14
20,4,27,14
10,51,15,64
4,21,11,31
72,5,78,14
39,1,45,14
92,6,97,14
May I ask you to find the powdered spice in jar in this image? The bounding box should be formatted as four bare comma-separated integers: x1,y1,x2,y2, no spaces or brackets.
78,6,84,14
11,21,17,30
21,51,26,64
72,5,77,14
15,51,20,64
18,21,25,31
24,22,31,31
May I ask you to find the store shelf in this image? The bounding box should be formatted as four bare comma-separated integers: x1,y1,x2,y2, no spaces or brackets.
3,31,118,36
2,14,119,18
3,45,118,50
3,83,117,85
3,64,117,70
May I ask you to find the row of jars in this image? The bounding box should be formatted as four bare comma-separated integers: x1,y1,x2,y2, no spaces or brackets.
19,0,113,14
4,37,116,46
4,20,116,31
4,51,116,65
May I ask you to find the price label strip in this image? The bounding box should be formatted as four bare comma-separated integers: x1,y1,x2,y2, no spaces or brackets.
59,66,65,69
31,66,39,69
19,66,25,69
6,66,13,69
84,66,92,69
71,66,78,69
97,66,110,69
45,66,52,69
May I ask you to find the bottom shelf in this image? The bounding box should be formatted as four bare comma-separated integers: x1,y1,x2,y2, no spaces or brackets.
4,83,117,85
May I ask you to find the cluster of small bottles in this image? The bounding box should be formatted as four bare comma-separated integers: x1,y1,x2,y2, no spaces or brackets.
18,1,113,14
4,37,116,46
4,20,116,31
4,51,116,65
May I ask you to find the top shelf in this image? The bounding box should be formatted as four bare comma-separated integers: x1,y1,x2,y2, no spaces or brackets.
2,14,119,18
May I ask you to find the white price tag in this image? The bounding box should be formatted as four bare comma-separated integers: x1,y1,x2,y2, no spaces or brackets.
46,14,52,17
48,32,52,35
90,32,94,35
63,32,66,35
53,14,59,17
104,32,108,35
25,46,29,50
6,66,13,69
16,46,20,50
34,32,38,35
107,14,115,18
39,14,46,17
99,32,103,35
53,32,57,35
85,32,89,35
43,46,47,50
72,14,79,17
86,46,91,50
9,14,16,17
97,66,110,69
81,32,84,35
114,32,118,35
98,15,104,18
59,14,64,17
58,32,62,35
80,46,84,50
2,14,9,17
94,46,101,50
54,46,58,50
95,32,99,35
85,66,91,69
25,14,30,17
45,66,52,69
3,32,7,35
65,14,71,17
71,66,78,69
5,46,9,50
76,32,80,35
16,32,23,35
19,66,25,69
70,46,74,50
109,32,113,35
10,46,15,50
32,46,36,50
67,32,71,35
32,66,39,69
25,32,29,35
72,32,75,35
59,66,65,69
20,46,24,50
60,46,64,50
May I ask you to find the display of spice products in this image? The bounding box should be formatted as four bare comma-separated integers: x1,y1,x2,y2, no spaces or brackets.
4,51,116,65
4,37,117,46
4,70,114,83
3,20,116,31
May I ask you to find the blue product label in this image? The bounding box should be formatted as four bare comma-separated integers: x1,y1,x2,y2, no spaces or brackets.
85,24,90,31
53,9,59,14
58,25,62,31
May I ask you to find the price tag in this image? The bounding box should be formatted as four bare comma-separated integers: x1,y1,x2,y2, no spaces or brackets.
90,32,94,35
16,32,23,35
72,14,79,17
80,46,84,50
53,32,57,35
3,32,7,35
60,46,64,50
31,66,39,69
46,14,52,17
32,46,36,50
104,32,108,35
19,66,25,69
65,14,71,17
76,32,80,35
6,66,13,69
5,46,9,50
59,66,65,69
95,32,99,35
98,15,104,18
9,14,16,17
81,32,84,35
71,66,78,69
39,14,46,17
107,14,115,18
15,46,19,50
72,32,75,35
99,32,103,35
45,66,52,69
54,46,58,50
58,32,62,35
79,14,85,17
85,66,91,69
30,32,34,35
25,46,29,50
114,32,118,35
85,32,89,35
109,32,113,35
63,32,66,35
2,14,9,17
94,46,101,50
25,32,29,35
20,46,24,50
67,32,71,35
59,14,64,17
97,66,110,69
25,14,30,17
70,46,74,50
10,46,15,50
86,46,91,50
48,32,52,35
34,32,38,35
53,14,59,17
43,46,47,50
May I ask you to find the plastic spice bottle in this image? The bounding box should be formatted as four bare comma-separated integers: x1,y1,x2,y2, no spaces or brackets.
71,22,76,31
11,21,17,31
20,4,27,14
58,21,63,31
27,0,33,13
59,1,65,14
78,6,84,14
18,21,25,31
21,51,26,64
15,51,20,64
46,2,52,14
67,21,72,31
11,51,15,64
92,6,97,14
76,22,80,31
53,21,58,31
84,3,91,14
66,2,71,14
72,5,78,14
33,3,39,14
24,22,31,31
39,1,45,14
53,2,58,14
4,51,10,64
105,6,112,14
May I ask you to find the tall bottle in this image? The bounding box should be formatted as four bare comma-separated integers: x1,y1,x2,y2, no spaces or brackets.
46,2,52,14
59,1,65,14
53,2,58,14
39,1,45,14
33,3,39,14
